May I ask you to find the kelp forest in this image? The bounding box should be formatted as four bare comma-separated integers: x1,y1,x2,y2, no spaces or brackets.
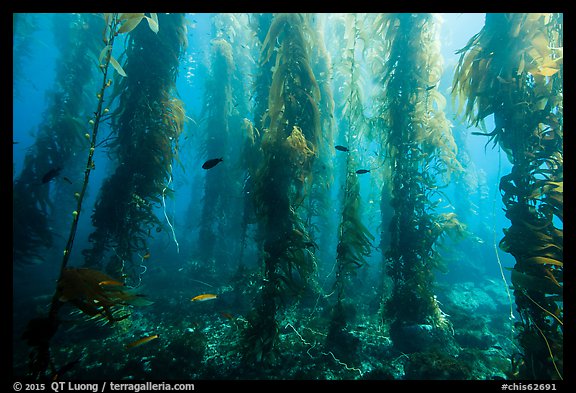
12,13,563,381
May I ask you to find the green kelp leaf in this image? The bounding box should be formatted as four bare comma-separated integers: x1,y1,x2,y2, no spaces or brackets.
118,13,145,34
109,56,127,77
145,13,159,33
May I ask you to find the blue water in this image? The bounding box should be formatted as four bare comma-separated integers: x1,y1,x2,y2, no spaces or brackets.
12,13,526,381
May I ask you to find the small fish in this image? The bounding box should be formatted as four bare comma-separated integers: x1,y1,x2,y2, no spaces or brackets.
142,252,151,259
62,177,73,184
356,169,370,174
219,311,235,320
99,280,124,287
335,145,349,152
41,167,62,183
202,157,223,170
125,334,159,349
425,84,436,91
191,293,218,302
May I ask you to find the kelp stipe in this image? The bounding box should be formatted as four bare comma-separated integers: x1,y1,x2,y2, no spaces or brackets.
13,14,37,101
326,14,374,365
217,14,257,271
197,35,234,271
371,13,461,354
305,14,337,270
82,13,187,281
241,13,321,365
452,13,563,380
234,14,273,268
13,14,102,267
22,14,154,380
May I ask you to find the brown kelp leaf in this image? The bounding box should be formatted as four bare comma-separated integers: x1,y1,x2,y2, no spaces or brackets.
511,268,562,295
525,256,563,268
109,55,127,77
532,67,560,77
531,32,552,58
118,13,145,34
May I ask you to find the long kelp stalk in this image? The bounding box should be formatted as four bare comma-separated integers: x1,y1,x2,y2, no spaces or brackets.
235,13,272,259
197,36,234,267
372,13,462,353
236,14,273,266
13,14,101,266
13,14,37,101
328,14,374,351
83,14,186,280
452,13,563,379
22,13,145,380
242,13,321,365
305,14,337,266
212,14,257,269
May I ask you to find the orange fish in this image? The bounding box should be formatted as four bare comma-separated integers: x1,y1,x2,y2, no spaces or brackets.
142,252,151,259
125,334,159,349
98,280,124,287
191,293,218,302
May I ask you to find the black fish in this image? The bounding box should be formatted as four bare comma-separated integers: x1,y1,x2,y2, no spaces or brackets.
425,84,436,91
41,167,62,183
62,177,73,184
335,145,349,152
202,158,223,170
356,169,370,174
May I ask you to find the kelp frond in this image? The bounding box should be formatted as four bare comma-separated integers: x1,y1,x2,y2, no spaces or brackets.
452,12,563,380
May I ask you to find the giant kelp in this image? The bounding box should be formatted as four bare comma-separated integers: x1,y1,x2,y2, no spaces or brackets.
249,13,274,132
327,14,374,354
13,14,37,101
194,13,256,277
452,13,563,380
13,13,102,266
236,14,274,266
22,14,157,379
371,13,462,351
242,13,322,365
197,36,235,267
83,13,187,280
15,12,564,381
56,268,153,324
302,14,336,260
